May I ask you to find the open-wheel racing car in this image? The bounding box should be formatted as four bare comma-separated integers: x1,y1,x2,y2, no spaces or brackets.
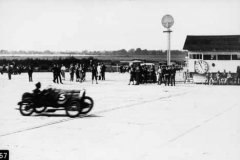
18,83,94,118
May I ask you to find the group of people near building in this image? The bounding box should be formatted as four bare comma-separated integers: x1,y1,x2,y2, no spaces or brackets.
205,67,240,85
128,63,176,86
156,65,176,86
128,63,156,85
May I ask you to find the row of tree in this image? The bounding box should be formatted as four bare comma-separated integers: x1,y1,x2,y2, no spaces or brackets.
0,49,187,56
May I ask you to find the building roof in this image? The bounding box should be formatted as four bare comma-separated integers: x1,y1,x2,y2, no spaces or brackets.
183,35,240,51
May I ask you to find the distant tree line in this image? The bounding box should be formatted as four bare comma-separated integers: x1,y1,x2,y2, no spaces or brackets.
0,48,187,72
0,49,187,56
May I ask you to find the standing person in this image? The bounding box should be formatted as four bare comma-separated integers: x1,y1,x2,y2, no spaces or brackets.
7,63,12,80
97,63,102,80
205,72,210,85
79,64,84,83
157,66,162,85
142,64,148,84
236,66,240,85
216,71,221,85
82,63,86,82
209,72,213,85
75,63,80,82
221,70,227,84
164,66,170,86
60,64,66,80
1,65,6,74
140,64,143,84
27,65,33,82
101,62,106,80
51,64,58,83
170,65,176,86
128,65,135,85
226,71,232,85
150,64,155,83
91,64,98,84
69,63,75,82
57,64,63,84
135,63,141,85
162,66,166,84
119,65,123,73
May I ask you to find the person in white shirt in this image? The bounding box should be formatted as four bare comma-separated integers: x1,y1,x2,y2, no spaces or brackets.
97,63,102,80
60,64,66,80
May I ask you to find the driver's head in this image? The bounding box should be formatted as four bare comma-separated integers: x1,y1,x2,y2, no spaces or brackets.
35,82,41,89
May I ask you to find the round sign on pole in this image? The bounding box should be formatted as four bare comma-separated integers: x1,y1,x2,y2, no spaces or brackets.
162,14,174,29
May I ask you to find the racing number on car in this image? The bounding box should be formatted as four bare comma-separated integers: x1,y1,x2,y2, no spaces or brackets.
59,93,66,101
58,93,66,104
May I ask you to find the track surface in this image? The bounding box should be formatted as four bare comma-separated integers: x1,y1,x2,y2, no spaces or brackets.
0,72,240,160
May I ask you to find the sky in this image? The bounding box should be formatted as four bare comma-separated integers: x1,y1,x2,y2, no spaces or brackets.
0,0,239,52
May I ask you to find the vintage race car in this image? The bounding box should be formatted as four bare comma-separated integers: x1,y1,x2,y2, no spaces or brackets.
18,85,94,118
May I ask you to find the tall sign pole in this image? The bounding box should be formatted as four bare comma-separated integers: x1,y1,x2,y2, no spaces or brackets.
162,15,174,66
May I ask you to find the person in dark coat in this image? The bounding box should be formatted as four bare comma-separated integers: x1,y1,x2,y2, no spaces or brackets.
170,65,176,86
150,64,156,83
101,62,106,80
91,64,98,84
142,65,148,84
165,66,171,86
51,64,58,83
69,63,75,82
236,66,240,85
135,63,141,85
28,65,33,82
1,65,6,74
161,66,166,84
82,63,86,82
56,64,63,84
7,63,13,80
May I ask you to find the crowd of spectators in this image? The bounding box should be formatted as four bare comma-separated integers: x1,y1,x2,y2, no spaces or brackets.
2,61,240,86
205,67,240,85
128,63,177,86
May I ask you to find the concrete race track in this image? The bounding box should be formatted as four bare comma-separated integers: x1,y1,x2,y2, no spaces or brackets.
0,72,240,160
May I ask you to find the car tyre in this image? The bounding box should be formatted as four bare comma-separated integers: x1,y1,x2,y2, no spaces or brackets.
81,96,94,114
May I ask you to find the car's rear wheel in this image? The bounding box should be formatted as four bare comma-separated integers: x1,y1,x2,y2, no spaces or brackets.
81,96,94,114
19,99,34,116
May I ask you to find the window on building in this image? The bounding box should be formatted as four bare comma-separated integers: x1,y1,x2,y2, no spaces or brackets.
203,54,216,60
232,54,240,60
189,54,202,59
218,55,231,60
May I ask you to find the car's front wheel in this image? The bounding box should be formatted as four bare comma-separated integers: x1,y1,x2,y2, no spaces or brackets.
65,100,81,118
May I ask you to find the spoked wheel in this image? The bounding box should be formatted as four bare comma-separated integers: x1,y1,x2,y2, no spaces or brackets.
81,96,94,114
34,106,47,114
19,99,34,116
66,100,81,118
